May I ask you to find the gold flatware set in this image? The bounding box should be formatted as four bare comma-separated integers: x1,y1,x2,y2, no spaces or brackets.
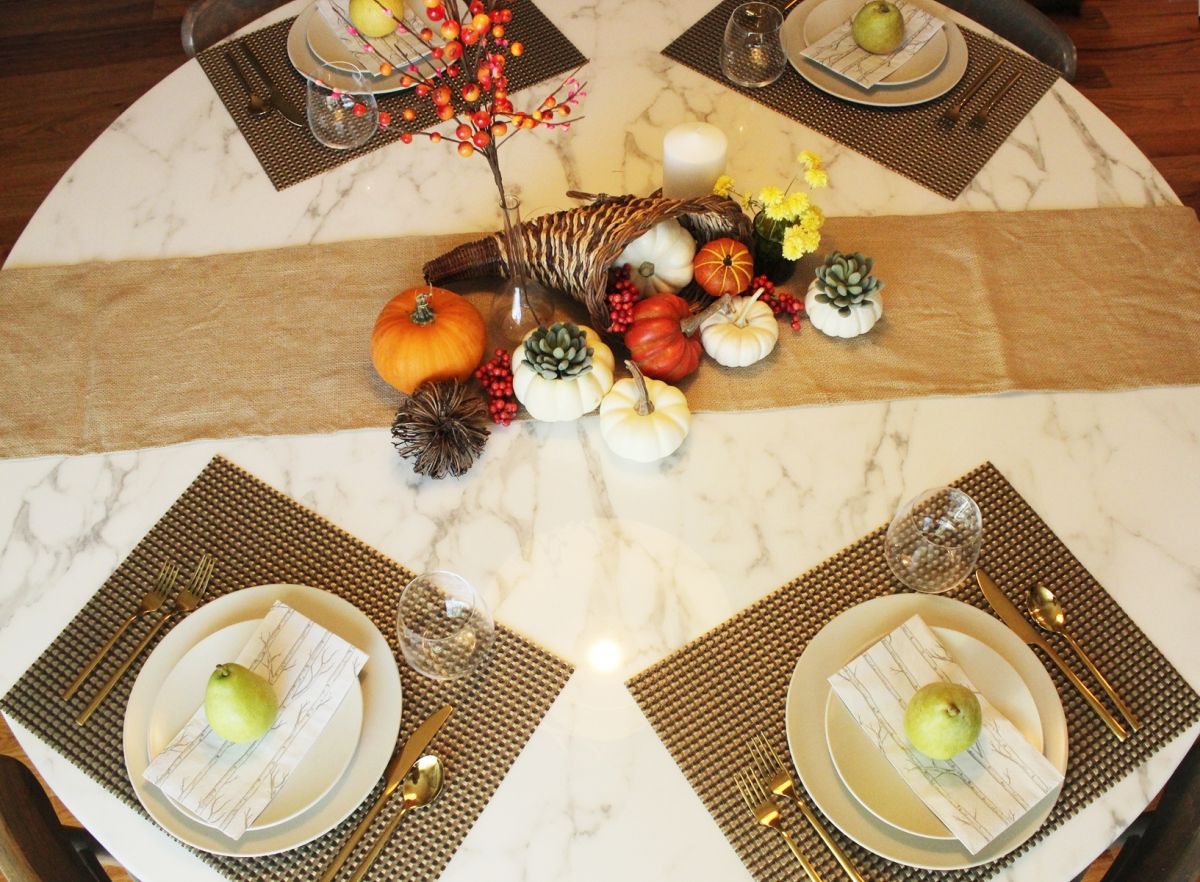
940,57,1023,128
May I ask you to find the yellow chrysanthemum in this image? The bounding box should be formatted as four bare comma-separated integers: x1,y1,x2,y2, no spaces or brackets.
784,191,811,219
804,168,829,188
797,150,823,170
765,200,791,221
781,225,808,261
757,185,785,207
800,228,822,252
800,204,825,231
713,175,735,197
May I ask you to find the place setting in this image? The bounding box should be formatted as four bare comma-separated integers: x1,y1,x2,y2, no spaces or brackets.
626,462,1200,881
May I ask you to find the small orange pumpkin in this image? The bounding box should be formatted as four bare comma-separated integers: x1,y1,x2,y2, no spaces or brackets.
693,238,754,297
371,286,486,394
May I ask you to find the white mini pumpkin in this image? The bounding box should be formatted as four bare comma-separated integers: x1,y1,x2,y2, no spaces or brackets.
612,218,696,296
805,279,882,338
600,361,691,462
699,287,779,367
513,325,615,422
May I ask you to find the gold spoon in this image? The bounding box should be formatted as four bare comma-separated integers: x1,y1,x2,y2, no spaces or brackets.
347,755,444,882
1027,583,1142,732
225,50,270,119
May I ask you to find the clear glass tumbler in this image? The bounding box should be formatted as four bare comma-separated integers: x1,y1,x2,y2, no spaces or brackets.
884,487,983,594
397,571,496,679
721,2,787,88
306,65,378,150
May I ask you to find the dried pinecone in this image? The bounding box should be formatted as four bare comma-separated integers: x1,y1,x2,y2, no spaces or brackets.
391,380,490,479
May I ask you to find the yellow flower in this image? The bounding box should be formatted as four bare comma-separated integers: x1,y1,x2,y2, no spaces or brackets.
757,185,784,207
784,191,811,219
804,168,829,188
765,200,791,221
800,204,824,231
713,175,735,197
781,225,808,260
797,150,823,170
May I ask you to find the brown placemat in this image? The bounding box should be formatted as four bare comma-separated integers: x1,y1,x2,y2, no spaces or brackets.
198,1,587,190
0,455,573,882
626,462,1200,882
664,0,1060,199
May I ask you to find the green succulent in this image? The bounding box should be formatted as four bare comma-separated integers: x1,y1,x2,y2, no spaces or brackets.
523,322,594,380
813,251,883,316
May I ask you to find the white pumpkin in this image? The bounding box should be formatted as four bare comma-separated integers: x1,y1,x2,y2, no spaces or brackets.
512,325,615,422
600,361,691,462
699,287,779,367
805,279,882,338
612,218,696,296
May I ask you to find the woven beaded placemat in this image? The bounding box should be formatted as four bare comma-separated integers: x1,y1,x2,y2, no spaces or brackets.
197,0,587,190
663,0,1059,199
626,462,1200,882
0,455,573,882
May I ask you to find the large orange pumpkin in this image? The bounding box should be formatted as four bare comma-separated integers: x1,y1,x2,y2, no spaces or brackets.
371,286,486,394
693,238,753,297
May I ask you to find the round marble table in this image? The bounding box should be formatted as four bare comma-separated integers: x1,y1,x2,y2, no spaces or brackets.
2,0,1197,880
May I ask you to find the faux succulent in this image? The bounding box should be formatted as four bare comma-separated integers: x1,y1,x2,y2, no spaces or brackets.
523,322,594,380
813,251,883,315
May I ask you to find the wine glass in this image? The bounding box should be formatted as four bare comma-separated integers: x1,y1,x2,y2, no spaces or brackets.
884,487,983,594
305,64,378,150
396,571,496,679
721,2,787,88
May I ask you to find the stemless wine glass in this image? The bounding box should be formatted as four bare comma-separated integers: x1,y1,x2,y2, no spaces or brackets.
306,64,378,150
397,570,496,680
884,487,983,594
721,2,787,88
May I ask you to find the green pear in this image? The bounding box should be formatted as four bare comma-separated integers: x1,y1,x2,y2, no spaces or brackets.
851,1,905,55
204,663,279,743
347,0,404,38
903,682,981,760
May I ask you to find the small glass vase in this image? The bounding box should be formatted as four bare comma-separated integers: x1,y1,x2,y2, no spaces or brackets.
490,191,552,351
751,211,798,285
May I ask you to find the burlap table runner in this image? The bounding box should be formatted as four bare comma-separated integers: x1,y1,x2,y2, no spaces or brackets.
625,462,1200,882
3,205,1200,459
664,0,1059,199
0,455,574,882
198,2,587,190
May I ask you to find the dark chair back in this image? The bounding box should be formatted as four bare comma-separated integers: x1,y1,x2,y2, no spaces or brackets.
182,0,291,57
939,0,1077,80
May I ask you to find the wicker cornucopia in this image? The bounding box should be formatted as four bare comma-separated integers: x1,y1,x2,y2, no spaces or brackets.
422,192,752,329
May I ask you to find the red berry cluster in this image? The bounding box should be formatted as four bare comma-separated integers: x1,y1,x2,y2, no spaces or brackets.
605,264,640,333
751,275,804,331
475,348,518,425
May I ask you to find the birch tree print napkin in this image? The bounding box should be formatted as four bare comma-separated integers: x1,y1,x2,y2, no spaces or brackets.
801,0,944,89
827,615,1063,854
144,602,368,840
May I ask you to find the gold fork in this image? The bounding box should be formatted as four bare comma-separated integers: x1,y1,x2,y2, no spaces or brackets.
76,554,214,725
62,560,179,701
749,733,864,882
969,70,1023,128
734,770,826,882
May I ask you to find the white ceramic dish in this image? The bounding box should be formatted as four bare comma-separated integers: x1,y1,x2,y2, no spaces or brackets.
783,0,969,107
287,4,428,96
785,594,1067,870
801,0,949,88
824,625,1044,840
124,584,402,857
146,620,364,831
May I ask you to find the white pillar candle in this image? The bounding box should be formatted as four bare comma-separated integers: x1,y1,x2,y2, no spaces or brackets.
661,122,728,200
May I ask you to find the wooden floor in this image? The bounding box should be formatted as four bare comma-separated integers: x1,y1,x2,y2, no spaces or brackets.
0,1,1195,880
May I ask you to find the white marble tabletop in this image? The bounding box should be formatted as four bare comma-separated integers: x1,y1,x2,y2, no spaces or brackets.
2,0,1197,880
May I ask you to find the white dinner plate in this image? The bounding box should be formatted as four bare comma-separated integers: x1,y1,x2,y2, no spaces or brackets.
783,0,969,107
785,594,1067,870
824,626,1044,840
287,4,430,96
145,620,364,832
124,584,403,857
305,0,434,78
802,0,949,87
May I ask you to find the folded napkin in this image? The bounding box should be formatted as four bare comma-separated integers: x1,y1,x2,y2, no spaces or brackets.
827,615,1063,854
315,0,434,74
801,0,944,89
143,602,368,840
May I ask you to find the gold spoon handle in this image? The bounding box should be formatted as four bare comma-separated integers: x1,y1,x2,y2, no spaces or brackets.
777,827,825,882
1040,640,1128,741
76,614,173,725
62,612,138,700
1062,630,1142,731
317,792,390,882
347,803,413,882
787,794,863,882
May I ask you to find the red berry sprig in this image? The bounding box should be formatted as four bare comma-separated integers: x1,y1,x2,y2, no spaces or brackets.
751,274,804,331
475,348,518,425
605,264,640,333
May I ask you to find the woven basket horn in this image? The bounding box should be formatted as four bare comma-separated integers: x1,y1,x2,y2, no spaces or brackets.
422,192,752,328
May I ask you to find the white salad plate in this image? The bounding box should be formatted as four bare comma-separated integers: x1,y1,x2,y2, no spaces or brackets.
801,0,949,87
287,4,425,95
785,593,1067,870
824,625,1044,840
145,619,364,832
124,583,402,857
783,0,969,107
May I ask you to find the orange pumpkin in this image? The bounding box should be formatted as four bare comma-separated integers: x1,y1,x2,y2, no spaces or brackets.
693,238,753,297
371,286,486,394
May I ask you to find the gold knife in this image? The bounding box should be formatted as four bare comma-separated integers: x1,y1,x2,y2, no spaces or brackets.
975,569,1127,741
318,705,453,882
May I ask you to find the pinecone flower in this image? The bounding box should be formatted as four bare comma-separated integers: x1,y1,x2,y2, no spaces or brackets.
391,381,490,479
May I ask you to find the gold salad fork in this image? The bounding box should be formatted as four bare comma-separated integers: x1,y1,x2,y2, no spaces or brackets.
748,734,864,882
735,771,826,882
62,560,179,701
76,554,214,725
